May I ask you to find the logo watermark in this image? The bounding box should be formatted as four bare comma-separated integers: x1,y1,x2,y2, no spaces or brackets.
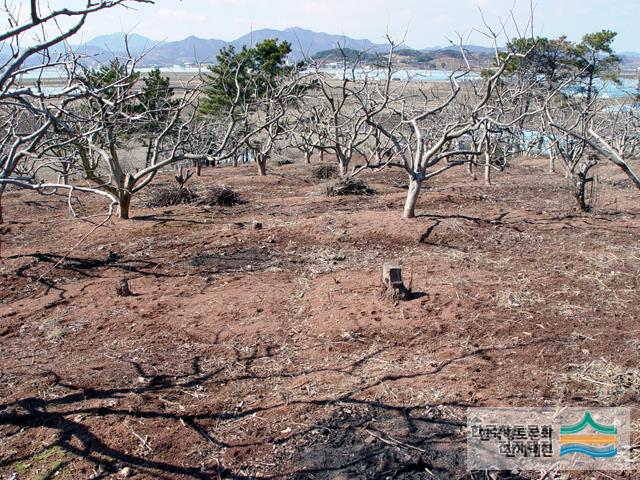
467,408,631,471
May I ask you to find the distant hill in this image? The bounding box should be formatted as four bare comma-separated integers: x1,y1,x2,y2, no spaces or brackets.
64,27,395,67
230,27,389,60
424,44,497,56
85,33,161,53
141,36,227,66
7,33,161,69
313,46,493,69
620,52,640,70
14,27,638,70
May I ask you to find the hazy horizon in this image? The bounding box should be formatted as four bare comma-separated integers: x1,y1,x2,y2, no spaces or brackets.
28,0,640,52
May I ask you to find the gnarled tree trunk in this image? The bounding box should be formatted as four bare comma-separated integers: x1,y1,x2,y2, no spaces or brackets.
256,153,268,176
484,152,492,186
574,160,597,212
0,183,5,224
117,175,135,220
338,157,350,178
193,159,202,176
467,157,477,181
403,178,423,219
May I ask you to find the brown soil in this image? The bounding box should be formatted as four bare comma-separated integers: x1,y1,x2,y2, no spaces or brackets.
1,158,639,479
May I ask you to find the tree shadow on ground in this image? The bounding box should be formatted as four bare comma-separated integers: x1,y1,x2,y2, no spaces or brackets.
0,339,541,479
9,252,170,279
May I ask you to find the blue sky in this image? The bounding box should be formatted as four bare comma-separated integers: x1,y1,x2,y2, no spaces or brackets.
34,0,640,51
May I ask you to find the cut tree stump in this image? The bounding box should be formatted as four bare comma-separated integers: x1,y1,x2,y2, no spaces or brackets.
381,263,411,303
116,278,133,297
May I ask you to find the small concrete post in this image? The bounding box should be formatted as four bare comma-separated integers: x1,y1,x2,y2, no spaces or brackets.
382,263,403,288
381,263,411,303
116,278,133,297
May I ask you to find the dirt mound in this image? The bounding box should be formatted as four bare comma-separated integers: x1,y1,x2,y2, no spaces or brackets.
312,164,339,180
326,177,376,196
275,158,294,166
144,184,199,207
198,185,242,206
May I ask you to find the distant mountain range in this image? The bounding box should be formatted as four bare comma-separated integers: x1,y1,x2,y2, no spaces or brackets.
311,45,497,69
5,27,639,70
620,52,640,70
57,27,395,67
84,32,161,53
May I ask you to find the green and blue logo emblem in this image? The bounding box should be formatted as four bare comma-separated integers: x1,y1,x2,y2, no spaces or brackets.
559,411,618,458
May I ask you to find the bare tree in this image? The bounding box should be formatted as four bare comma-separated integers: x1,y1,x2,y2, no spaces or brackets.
363,42,542,218
543,80,640,211
287,106,326,164
546,102,640,191
508,29,640,210
60,60,217,219
0,0,153,222
239,71,306,176
304,44,399,177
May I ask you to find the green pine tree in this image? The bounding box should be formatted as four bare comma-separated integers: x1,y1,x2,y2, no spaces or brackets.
138,68,177,129
199,39,293,116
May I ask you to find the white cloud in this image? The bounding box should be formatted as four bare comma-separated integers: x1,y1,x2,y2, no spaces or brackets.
157,9,206,23
433,15,449,25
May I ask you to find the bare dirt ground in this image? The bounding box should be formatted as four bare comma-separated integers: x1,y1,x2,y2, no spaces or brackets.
0,157,639,479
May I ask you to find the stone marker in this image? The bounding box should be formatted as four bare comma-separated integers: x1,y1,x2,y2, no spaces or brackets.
381,263,411,303
116,278,133,297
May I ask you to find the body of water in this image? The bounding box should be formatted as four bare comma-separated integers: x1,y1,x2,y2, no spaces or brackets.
321,68,638,99
14,66,638,100
318,67,481,82
17,65,206,80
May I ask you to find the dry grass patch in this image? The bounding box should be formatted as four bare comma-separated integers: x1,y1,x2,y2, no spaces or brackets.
566,359,640,404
